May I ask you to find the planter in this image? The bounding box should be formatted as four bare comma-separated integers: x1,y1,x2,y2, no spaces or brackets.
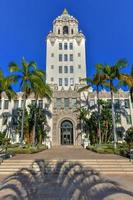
83,139,90,149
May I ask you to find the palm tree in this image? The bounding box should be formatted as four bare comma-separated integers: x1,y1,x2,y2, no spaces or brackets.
9,58,51,144
101,59,128,149
119,65,133,102
31,72,52,145
92,65,107,144
79,66,106,144
0,69,16,100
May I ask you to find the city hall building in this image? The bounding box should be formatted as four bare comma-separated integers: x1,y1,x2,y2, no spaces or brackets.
0,9,133,146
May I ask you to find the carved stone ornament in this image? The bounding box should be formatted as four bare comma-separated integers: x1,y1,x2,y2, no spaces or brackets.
49,36,56,46
75,35,82,45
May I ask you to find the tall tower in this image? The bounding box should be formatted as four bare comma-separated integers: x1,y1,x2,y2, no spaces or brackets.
46,9,86,89
46,9,86,146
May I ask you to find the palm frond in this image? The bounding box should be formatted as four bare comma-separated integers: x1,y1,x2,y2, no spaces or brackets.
9,62,19,72
78,85,91,92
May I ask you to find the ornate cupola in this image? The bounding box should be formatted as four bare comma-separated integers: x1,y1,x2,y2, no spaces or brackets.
52,9,79,37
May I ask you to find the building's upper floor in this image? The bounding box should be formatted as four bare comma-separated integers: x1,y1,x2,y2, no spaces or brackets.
46,9,86,89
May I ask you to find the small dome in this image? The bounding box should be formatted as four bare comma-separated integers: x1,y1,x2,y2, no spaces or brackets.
53,9,78,24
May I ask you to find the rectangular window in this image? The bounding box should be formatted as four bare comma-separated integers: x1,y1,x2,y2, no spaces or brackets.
70,78,74,86
59,54,62,62
51,53,54,57
70,66,74,73
59,66,62,73
71,98,77,108
126,115,132,124
70,54,73,61
59,78,62,86
70,43,73,50
90,100,95,107
21,100,24,108
64,66,68,73
115,112,121,124
64,54,68,61
2,115,8,125
114,99,120,109
78,65,81,69
0,100,2,109
64,43,68,50
78,53,81,57
4,100,9,110
51,77,54,82
64,78,68,86
31,100,36,105
64,98,69,108
51,65,54,69
14,100,19,109
59,43,62,50
124,99,130,109
56,98,62,109
38,100,43,108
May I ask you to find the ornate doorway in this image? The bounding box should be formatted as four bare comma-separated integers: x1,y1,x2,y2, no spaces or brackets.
61,120,73,145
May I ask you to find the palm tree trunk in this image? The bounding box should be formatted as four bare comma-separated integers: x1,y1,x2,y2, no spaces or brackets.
21,93,26,144
32,99,37,145
110,88,117,149
97,86,101,144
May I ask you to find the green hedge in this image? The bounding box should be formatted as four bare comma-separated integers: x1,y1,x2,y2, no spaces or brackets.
87,143,129,155
7,145,47,154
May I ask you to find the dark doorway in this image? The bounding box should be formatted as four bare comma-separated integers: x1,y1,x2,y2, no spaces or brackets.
61,120,73,145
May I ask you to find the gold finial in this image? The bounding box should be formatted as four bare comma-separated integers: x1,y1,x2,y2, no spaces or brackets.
63,8,68,15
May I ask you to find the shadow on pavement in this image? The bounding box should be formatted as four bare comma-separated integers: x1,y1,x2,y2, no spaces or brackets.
0,160,133,200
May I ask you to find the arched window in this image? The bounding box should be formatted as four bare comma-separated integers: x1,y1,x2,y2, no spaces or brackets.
71,29,74,34
58,29,60,34
63,26,69,35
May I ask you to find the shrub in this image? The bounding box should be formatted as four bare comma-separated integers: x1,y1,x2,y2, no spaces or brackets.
124,127,133,148
7,145,47,154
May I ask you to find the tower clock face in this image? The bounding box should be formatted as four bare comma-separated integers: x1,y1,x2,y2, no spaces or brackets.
63,26,69,35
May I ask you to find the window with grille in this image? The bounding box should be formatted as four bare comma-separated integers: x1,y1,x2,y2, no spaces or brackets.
70,43,73,50
70,78,74,86
38,100,43,108
59,66,62,73
64,43,68,50
64,78,68,86
64,54,68,61
59,78,62,86
59,54,62,62
59,43,62,50
14,100,19,109
64,98,69,108
4,100,9,110
70,54,73,61
70,66,74,73
64,66,68,73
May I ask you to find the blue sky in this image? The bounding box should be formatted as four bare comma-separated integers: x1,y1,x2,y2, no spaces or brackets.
0,0,133,79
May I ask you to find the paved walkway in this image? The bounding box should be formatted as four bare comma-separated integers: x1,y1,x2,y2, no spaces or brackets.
11,146,126,160
0,146,133,200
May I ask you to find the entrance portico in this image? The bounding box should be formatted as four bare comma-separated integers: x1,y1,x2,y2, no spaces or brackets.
61,120,73,145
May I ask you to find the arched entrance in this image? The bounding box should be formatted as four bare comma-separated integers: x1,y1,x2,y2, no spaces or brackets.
61,120,73,145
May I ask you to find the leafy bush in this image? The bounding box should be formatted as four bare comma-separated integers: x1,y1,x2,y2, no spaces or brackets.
0,132,6,145
87,143,130,156
7,145,47,154
87,144,115,154
124,127,133,148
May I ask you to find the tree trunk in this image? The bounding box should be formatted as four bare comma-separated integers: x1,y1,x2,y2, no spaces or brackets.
32,99,37,145
21,93,26,145
97,86,101,144
111,88,117,149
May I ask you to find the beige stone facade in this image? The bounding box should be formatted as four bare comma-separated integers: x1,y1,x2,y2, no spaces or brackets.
52,87,81,146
